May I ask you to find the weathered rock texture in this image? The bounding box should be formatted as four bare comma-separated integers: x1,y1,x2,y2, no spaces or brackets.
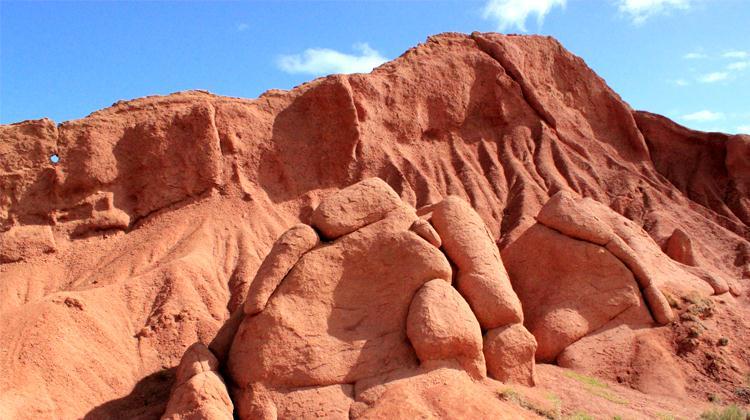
161,343,233,420
406,279,486,379
225,179,531,417
483,323,538,386
430,196,523,329
1,31,749,419
243,223,319,315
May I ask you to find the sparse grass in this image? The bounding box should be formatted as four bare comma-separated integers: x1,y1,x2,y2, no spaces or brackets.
546,392,562,419
564,371,629,406
656,413,677,420
699,404,749,420
664,291,680,309
497,387,561,419
499,387,520,402
568,412,594,420
566,371,607,388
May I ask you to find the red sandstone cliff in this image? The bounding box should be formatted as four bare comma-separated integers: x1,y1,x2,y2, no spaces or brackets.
1,32,748,419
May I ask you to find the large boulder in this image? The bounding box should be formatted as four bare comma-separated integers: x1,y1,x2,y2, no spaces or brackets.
429,196,523,329
502,224,647,362
665,228,697,266
406,279,485,379
161,343,233,420
310,178,407,239
538,191,711,300
483,323,537,385
0,224,56,263
244,224,319,315
228,211,452,390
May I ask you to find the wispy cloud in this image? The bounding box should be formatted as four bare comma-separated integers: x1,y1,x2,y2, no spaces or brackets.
676,48,749,85
737,125,750,134
722,51,748,59
727,61,749,71
683,52,707,60
698,71,729,83
616,0,692,25
681,110,725,122
670,78,690,86
277,43,387,75
482,0,566,32
236,23,249,32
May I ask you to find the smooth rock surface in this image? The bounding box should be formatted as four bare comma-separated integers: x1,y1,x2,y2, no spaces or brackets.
228,213,452,389
502,224,644,362
244,224,319,315
430,196,523,329
406,279,485,379
310,178,407,239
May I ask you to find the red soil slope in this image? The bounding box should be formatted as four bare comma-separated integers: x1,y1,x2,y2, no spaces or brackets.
1,32,748,419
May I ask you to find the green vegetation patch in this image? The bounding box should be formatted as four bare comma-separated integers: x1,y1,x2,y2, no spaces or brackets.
700,404,749,420
564,371,629,406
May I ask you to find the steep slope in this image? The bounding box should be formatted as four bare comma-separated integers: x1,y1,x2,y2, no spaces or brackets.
1,32,748,419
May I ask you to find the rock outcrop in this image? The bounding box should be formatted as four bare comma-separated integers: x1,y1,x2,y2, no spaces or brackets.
503,222,649,362
243,224,319,316
310,177,407,239
483,324,538,386
429,196,523,329
406,279,486,379
226,179,532,417
1,31,749,419
161,343,233,420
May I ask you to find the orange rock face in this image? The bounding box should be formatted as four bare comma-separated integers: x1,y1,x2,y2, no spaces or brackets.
1,32,749,419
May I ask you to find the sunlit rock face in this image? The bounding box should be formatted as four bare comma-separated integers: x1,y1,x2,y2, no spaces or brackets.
1,32,748,419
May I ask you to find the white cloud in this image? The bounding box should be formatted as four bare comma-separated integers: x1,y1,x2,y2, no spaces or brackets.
482,0,566,32
737,125,750,134
671,78,689,86
727,61,749,71
683,52,707,60
681,110,725,122
723,51,748,59
698,71,729,83
236,23,249,32
616,0,692,24
277,43,387,75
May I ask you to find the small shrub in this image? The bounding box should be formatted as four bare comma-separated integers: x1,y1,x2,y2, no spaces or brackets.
708,393,722,403
498,387,520,403
734,387,750,404
699,404,749,420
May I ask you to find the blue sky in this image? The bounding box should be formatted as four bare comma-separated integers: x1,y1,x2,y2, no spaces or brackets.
1,0,748,133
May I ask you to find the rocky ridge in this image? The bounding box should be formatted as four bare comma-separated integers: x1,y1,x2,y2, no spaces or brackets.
1,31,749,418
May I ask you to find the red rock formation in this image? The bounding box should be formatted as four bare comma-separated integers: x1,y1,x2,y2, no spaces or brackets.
161,343,233,420
407,279,486,380
1,32,748,418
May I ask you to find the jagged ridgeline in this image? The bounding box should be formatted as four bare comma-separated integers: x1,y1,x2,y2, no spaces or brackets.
1,32,749,419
